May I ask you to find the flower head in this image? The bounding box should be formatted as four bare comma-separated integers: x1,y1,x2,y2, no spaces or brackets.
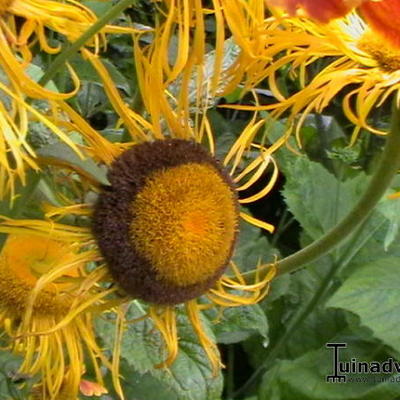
1,128,277,395
93,139,239,305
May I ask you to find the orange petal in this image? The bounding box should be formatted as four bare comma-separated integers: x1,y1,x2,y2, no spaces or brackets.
267,0,363,22
360,0,400,49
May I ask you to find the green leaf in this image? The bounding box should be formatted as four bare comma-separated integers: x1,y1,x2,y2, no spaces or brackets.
207,109,247,162
376,193,400,250
265,274,291,304
281,265,347,359
37,142,110,186
70,56,132,95
96,303,223,400
115,363,179,400
244,256,346,369
327,257,400,353
282,156,367,240
206,304,268,345
233,219,278,271
0,350,35,400
0,171,42,251
259,334,400,400
82,0,116,16
168,37,240,112
26,63,58,92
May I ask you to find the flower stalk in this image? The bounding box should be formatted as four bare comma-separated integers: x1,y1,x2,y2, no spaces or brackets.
242,103,400,279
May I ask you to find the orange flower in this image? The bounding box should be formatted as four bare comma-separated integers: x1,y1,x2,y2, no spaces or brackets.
266,0,363,21
360,0,400,49
266,0,400,49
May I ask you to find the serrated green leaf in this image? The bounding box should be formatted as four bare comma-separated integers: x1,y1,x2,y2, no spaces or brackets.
206,304,268,345
282,156,367,240
327,257,400,353
96,303,223,400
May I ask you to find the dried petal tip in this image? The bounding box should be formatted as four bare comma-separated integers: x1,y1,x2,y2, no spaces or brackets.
80,380,108,397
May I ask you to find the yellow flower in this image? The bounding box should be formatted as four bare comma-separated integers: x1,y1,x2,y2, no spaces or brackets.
2,0,106,61
0,0,100,100
0,0,136,199
0,232,113,399
0,2,279,397
0,142,277,398
0,0,134,99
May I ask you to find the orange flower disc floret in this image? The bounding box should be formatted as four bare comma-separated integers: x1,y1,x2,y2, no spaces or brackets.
93,139,239,305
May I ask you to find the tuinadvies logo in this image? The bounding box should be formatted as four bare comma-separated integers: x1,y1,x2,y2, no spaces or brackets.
326,343,400,383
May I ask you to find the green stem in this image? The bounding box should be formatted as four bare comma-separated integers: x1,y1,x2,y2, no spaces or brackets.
226,345,235,400
38,0,136,87
235,259,343,398
233,217,384,398
242,105,400,280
